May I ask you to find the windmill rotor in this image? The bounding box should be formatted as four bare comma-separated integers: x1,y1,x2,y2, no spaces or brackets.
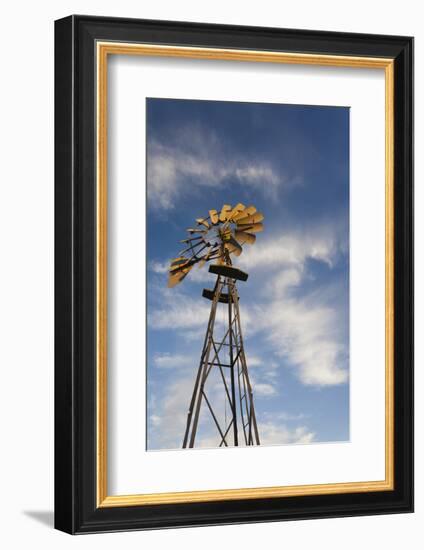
167,203,264,287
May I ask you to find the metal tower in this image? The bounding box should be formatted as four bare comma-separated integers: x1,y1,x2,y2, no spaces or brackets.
182,263,260,448
167,203,264,449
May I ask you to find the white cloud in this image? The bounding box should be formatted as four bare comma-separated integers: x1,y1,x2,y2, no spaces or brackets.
149,260,168,274
147,126,292,210
147,348,279,449
148,366,241,449
234,165,280,194
247,362,279,396
148,375,194,450
184,265,216,284
239,226,349,387
152,352,193,369
257,422,315,446
262,411,309,422
148,288,211,331
148,284,255,336
267,267,303,299
253,383,277,397
239,228,340,273
148,368,314,450
192,421,314,449
245,355,263,368
149,414,161,427
256,299,348,386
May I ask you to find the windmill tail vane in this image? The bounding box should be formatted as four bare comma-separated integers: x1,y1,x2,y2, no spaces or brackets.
167,203,264,448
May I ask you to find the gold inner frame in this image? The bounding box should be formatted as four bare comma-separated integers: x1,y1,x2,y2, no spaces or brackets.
96,42,395,508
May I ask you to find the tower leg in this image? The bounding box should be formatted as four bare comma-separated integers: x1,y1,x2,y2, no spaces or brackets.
229,279,260,446
228,289,238,447
182,276,223,448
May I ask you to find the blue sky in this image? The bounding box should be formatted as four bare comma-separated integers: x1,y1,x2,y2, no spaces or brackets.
146,98,349,450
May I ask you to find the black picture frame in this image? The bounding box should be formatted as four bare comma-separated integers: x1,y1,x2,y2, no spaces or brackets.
55,14,414,534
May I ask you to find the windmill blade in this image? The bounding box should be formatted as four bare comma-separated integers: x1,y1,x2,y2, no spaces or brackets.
225,243,242,257
187,227,207,234
234,230,256,245
228,203,245,221
168,270,183,288
236,222,264,234
169,260,194,276
232,205,257,221
180,235,203,243
209,209,219,224
219,204,232,222
225,236,243,257
179,238,208,256
196,217,210,228
235,211,264,225
244,205,258,216
169,257,190,272
168,264,193,288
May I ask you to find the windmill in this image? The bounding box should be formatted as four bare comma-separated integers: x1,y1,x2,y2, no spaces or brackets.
168,203,264,448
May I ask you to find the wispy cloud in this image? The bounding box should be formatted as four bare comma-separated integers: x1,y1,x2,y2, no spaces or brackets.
148,372,314,450
149,260,168,274
147,125,297,210
238,226,342,273
261,411,310,422
148,375,194,450
152,352,194,369
244,355,264,368
253,382,278,397
148,284,255,337
257,423,315,446
192,422,314,449
255,298,348,386
239,226,349,387
148,287,211,331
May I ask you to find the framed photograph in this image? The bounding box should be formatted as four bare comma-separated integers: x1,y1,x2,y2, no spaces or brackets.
54,15,413,533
